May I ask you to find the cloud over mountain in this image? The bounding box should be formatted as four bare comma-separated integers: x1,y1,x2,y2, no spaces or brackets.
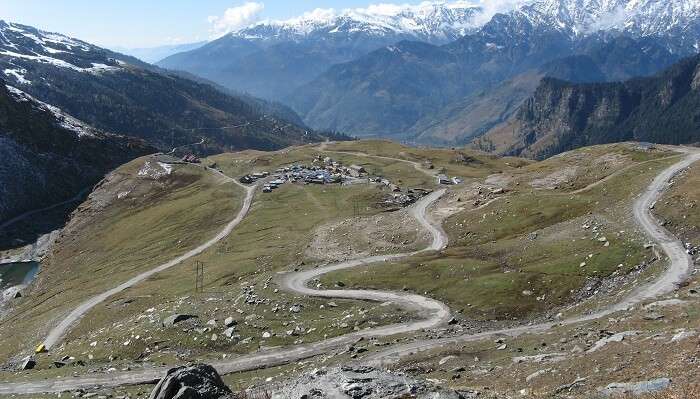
208,2,265,38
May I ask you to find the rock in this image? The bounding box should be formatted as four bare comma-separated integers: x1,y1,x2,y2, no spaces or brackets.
447,317,458,325
670,330,697,343
262,332,271,338
526,369,551,383
162,314,197,327
512,353,567,364
643,313,664,321
223,328,237,339
438,355,457,365
18,356,36,370
587,331,638,353
223,317,237,327
148,364,232,399
599,378,671,396
289,304,302,313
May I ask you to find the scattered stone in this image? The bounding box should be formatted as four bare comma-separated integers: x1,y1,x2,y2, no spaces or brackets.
269,366,465,399
587,331,639,353
289,304,302,313
224,317,237,327
526,369,552,383
223,328,237,339
599,378,671,397
670,330,697,343
513,353,567,364
556,377,587,394
643,313,664,321
439,355,457,365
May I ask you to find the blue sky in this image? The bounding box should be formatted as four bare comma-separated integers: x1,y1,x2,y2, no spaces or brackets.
0,1,429,48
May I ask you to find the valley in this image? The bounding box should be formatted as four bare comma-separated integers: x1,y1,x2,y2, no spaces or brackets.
2,1,700,397
1,140,698,398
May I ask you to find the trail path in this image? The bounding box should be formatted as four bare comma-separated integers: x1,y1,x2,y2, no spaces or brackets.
42,169,256,350
0,189,89,232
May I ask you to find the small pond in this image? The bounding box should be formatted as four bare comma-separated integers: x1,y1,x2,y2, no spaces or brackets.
0,261,39,290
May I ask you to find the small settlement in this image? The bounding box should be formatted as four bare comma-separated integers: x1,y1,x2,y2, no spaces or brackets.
238,155,434,208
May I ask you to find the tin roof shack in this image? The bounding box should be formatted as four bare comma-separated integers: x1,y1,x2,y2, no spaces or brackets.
347,165,366,178
437,174,451,185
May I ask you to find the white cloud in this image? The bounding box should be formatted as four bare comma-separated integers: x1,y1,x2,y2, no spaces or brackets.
472,0,525,25
297,8,337,22
208,2,265,38
587,6,629,32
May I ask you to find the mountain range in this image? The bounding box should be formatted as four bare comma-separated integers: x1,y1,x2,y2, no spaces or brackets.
157,0,700,151
157,1,484,100
0,21,321,154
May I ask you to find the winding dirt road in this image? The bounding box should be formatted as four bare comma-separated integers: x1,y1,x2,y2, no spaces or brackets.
364,147,700,365
1,147,698,395
42,169,257,350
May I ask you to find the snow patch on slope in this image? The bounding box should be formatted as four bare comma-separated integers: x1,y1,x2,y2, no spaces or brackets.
5,84,97,138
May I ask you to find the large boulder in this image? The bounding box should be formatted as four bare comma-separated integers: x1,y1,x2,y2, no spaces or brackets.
162,314,198,327
149,364,232,399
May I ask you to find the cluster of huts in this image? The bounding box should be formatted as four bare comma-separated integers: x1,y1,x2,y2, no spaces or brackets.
238,156,370,193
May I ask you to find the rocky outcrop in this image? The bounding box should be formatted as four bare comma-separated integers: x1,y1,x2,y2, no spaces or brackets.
475,54,700,159
149,364,232,399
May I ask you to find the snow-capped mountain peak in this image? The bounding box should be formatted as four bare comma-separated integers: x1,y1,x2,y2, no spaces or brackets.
513,0,700,38
231,1,485,43
0,20,122,86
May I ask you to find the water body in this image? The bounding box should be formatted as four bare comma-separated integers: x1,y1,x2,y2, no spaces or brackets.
0,261,39,290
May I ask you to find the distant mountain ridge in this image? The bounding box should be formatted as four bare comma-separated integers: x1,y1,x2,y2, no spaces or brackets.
286,0,700,140
157,1,484,101
474,54,700,159
0,20,320,154
232,1,483,43
406,34,681,145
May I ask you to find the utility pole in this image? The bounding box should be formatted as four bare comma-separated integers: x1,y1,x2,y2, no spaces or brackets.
194,261,204,294
353,199,361,217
